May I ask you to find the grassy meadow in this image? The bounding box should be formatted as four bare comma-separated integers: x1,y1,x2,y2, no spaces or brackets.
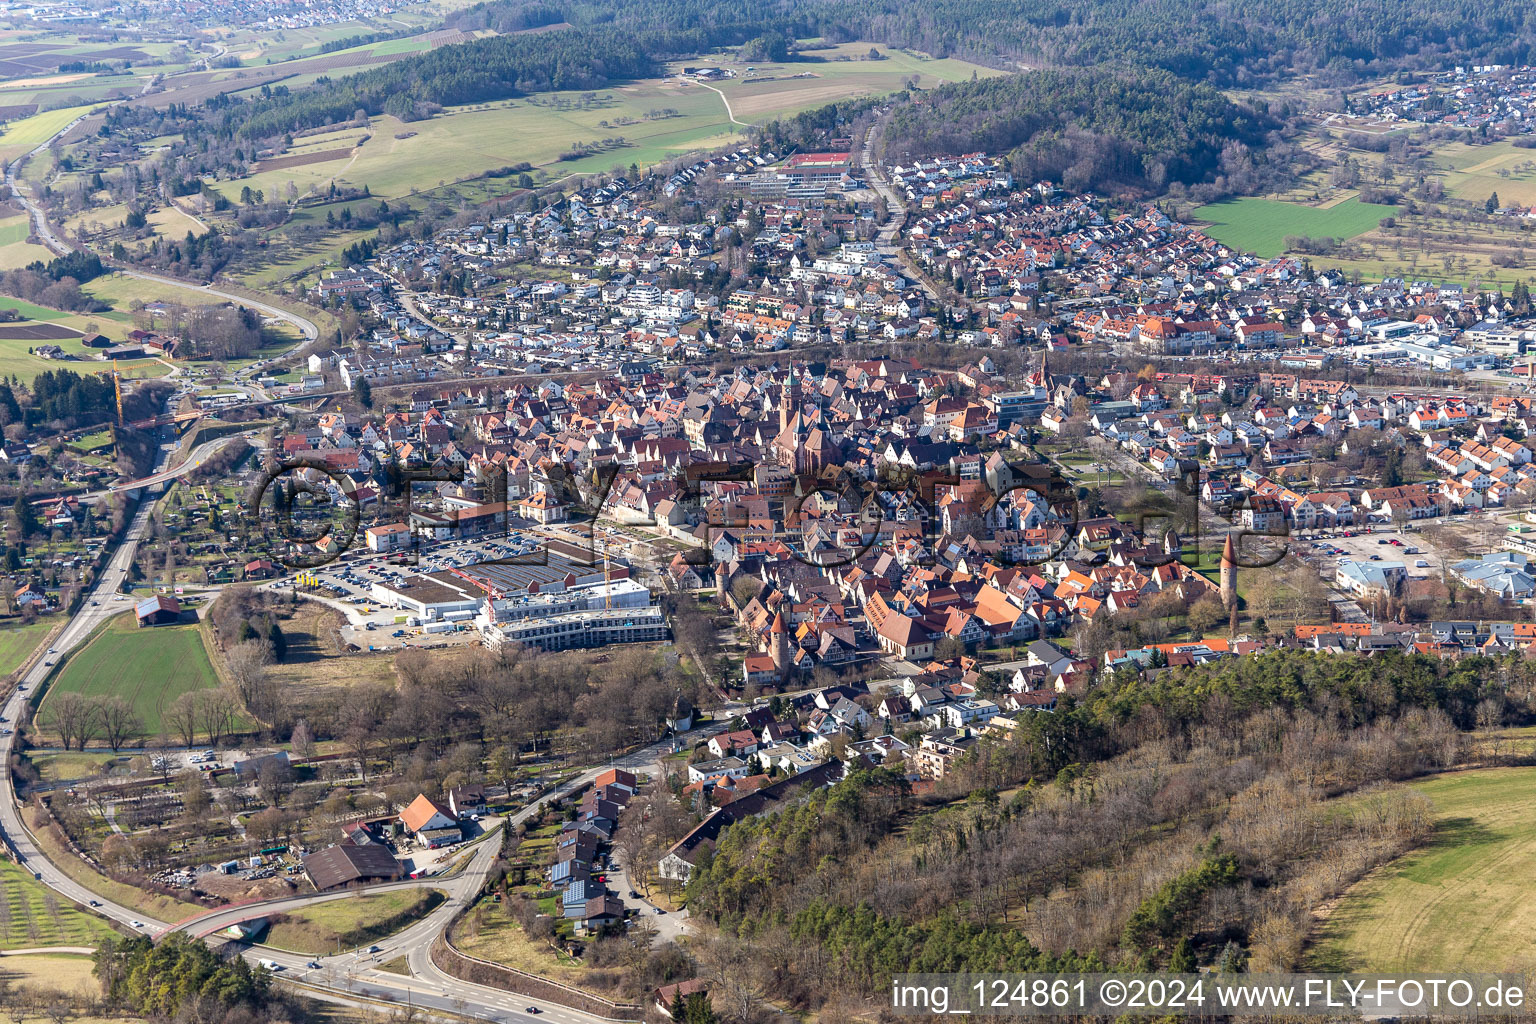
1193,195,1398,258
41,614,220,741
0,860,119,951
1311,766,1536,973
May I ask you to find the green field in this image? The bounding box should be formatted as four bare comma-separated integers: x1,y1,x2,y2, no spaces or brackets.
201,44,997,288
0,860,119,950
0,103,99,163
0,292,70,320
1311,767,1536,973
42,614,219,740
264,890,446,955
1427,139,1536,207
1193,196,1399,258
0,617,53,678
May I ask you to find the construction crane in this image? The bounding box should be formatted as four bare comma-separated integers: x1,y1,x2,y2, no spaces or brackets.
112,360,124,425
599,533,613,610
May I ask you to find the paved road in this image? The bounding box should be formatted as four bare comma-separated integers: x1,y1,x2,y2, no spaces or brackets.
0,425,175,927
858,120,940,305
5,119,319,348
2,550,719,1024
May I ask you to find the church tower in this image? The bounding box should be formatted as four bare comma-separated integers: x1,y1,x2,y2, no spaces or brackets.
779,366,799,433
1219,534,1238,608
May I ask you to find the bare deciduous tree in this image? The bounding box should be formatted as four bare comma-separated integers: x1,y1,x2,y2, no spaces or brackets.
95,696,142,753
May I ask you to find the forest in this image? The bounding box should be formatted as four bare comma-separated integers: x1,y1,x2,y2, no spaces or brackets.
211,25,736,140
681,650,1532,1011
443,0,1536,85
881,69,1274,194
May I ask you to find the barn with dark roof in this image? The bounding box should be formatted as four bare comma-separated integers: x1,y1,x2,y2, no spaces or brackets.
135,594,181,627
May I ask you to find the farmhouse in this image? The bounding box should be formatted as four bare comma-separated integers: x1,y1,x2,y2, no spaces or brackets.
399,794,462,847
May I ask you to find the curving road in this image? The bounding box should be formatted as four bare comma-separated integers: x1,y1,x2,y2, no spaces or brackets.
0,72,694,1024
5,118,319,346
0,454,712,1024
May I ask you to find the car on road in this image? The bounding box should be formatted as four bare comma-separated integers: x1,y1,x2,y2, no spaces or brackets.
88,900,100,907
653,908,665,915
306,961,321,969
367,945,381,953
130,920,144,929
525,1008,540,1015
629,890,640,898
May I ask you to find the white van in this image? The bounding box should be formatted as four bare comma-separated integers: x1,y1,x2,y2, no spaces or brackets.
1416,559,1430,568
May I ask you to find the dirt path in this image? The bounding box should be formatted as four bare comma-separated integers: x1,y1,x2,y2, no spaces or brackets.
698,82,754,128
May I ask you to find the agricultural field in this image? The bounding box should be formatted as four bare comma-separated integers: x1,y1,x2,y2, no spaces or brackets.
1422,139,1536,208
0,336,168,385
190,42,995,289
0,103,101,164
0,211,55,272
1192,195,1398,258
0,290,172,383
0,952,98,994
1311,766,1536,973
695,42,1006,122
0,859,119,951
0,615,55,678
40,613,220,741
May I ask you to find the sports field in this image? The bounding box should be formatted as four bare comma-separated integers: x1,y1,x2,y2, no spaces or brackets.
1193,195,1398,258
1311,767,1536,972
0,860,118,950
42,614,219,740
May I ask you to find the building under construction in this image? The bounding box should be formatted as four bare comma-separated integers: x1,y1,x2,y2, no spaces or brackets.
367,542,666,652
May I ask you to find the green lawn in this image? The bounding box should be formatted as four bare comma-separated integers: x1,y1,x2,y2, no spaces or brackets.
264,890,445,955
0,859,119,950
1193,195,1399,258
1310,766,1536,973
0,616,53,678
41,614,219,740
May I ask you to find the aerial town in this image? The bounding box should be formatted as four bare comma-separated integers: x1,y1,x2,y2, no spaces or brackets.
3,12,1536,1017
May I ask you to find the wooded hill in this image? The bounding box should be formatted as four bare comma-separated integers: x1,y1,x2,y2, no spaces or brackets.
683,649,1531,1005
881,68,1273,194
442,0,1536,86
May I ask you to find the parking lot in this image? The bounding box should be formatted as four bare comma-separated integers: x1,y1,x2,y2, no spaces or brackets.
264,526,557,648
1293,526,1443,580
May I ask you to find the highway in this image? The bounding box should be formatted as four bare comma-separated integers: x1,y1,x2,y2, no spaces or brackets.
0,401,681,1024
0,503,709,1024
